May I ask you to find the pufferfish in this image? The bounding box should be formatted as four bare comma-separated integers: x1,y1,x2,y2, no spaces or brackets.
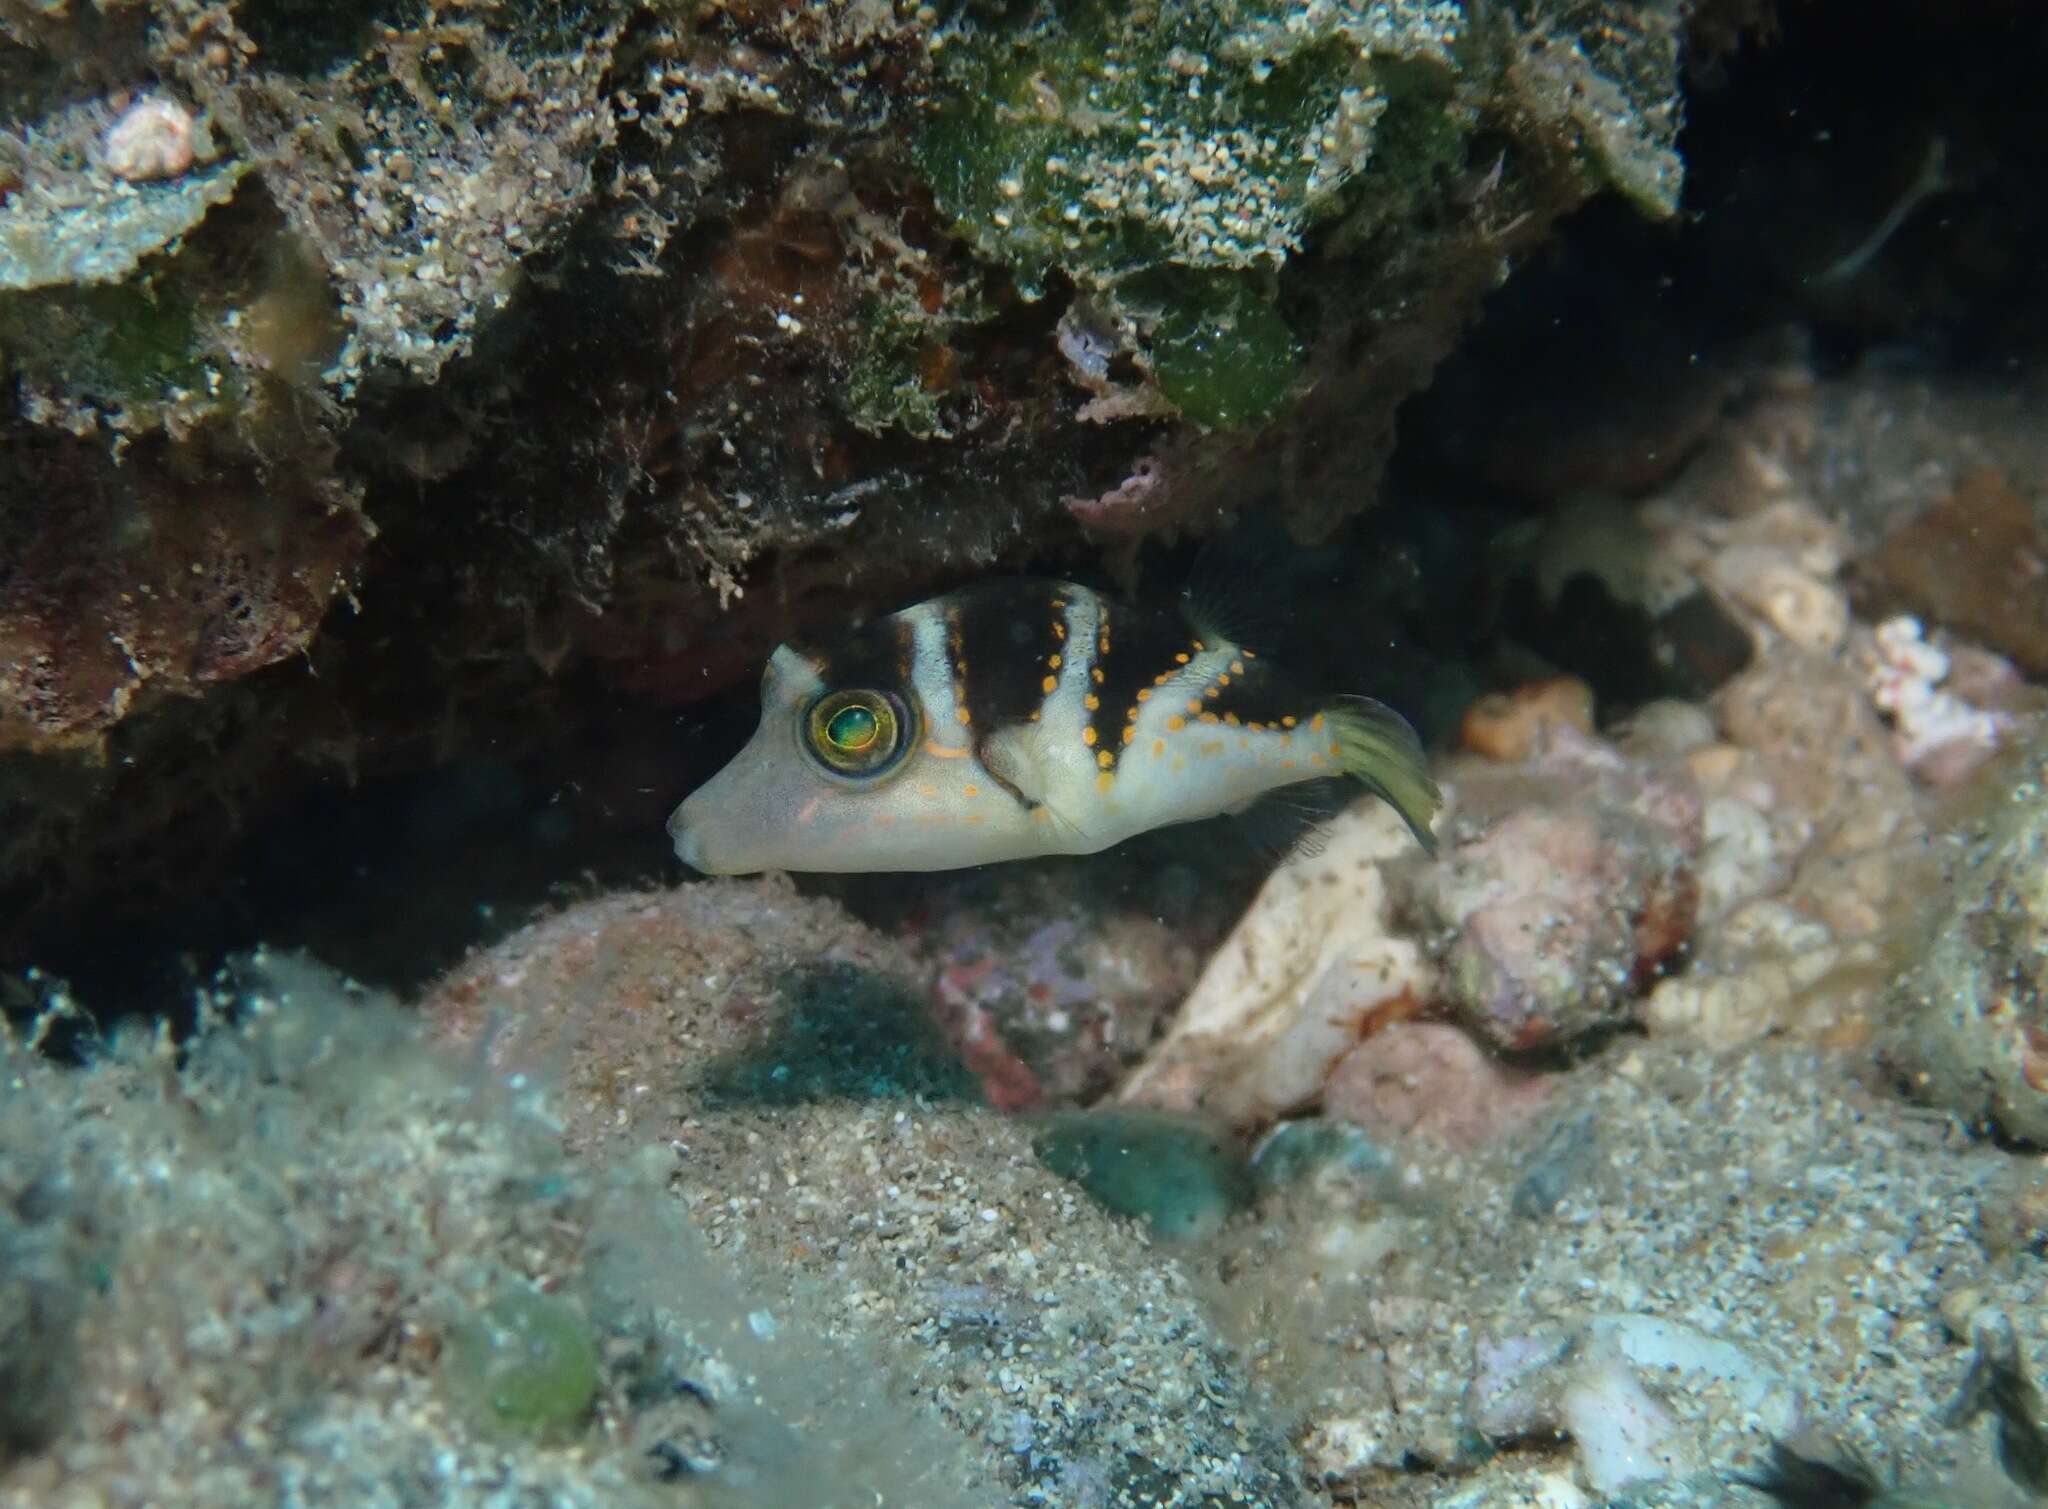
668,579,1441,874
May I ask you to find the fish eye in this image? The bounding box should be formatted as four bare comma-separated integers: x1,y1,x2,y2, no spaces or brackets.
803,689,909,777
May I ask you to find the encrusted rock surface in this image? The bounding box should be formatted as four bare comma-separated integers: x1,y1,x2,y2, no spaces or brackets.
1884,736,2048,1145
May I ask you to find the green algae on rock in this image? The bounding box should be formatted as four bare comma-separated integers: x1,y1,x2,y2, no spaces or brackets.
443,1291,601,1442
916,0,1467,290
913,0,1467,426
1122,266,1302,428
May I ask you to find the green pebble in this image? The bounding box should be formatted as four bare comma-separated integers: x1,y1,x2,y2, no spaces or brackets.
1033,1107,1250,1241
442,1290,599,1440
1248,1118,1394,1192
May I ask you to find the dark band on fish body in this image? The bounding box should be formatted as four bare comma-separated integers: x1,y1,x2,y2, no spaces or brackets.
949,579,1073,736
789,614,916,702
1195,655,1305,734
1085,597,1203,760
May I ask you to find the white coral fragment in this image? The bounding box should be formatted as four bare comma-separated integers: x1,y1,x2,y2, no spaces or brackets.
1864,614,2009,778
103,95,198,183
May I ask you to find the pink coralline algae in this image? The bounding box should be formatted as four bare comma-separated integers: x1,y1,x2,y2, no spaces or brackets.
913,870,1205,1110
1065,456,1173,535
1322,1020,1557,1151
1417,726,1702,1052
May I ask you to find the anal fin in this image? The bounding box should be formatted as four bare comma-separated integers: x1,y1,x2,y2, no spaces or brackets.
1230,777,1353,864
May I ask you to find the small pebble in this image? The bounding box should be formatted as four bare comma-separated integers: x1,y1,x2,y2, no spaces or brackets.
103,95,198,183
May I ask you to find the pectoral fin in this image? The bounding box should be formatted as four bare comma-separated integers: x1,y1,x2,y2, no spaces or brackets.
978,723,1053,808
980,723,1091,842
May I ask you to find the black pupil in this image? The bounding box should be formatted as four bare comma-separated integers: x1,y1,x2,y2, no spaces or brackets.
828,704,879,751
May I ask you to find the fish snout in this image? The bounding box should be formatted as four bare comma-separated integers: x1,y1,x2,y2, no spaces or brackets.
667,799,713,873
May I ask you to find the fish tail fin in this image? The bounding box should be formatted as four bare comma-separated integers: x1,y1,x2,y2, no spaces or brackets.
1320,696,1442,856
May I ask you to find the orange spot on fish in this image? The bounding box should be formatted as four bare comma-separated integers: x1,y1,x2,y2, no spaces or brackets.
1137,688,1153,702
1084,692,1100,710
963,783,980,797
1174,652,1190,664
1311,712,1326,731
1281,715,1297,728
922,740,972,759
1166,714,1186,732
1049,653,1063,669
1041,675,1057,694
1096,749,1114,769
956,707,972,726
1082,727,1098,746
1152,738,1166,756
1096,770,1115,792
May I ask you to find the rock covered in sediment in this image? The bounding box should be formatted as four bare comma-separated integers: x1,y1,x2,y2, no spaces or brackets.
1220,1035,2036,1500
424,878,966,1149
1884,736,2048,1145
1417,725,1702,1051
1322,1019,1557,1151
420,881,1310,1502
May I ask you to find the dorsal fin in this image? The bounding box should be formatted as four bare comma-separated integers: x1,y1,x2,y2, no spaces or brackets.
1178,520,1294,653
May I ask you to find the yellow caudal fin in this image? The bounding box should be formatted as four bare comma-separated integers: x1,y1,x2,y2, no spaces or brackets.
1321,696,1442,856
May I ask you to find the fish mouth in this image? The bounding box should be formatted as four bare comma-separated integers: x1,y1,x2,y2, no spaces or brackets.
667,802,711,873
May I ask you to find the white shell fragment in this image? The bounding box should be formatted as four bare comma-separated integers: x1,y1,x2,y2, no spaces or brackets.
103,95,198,183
